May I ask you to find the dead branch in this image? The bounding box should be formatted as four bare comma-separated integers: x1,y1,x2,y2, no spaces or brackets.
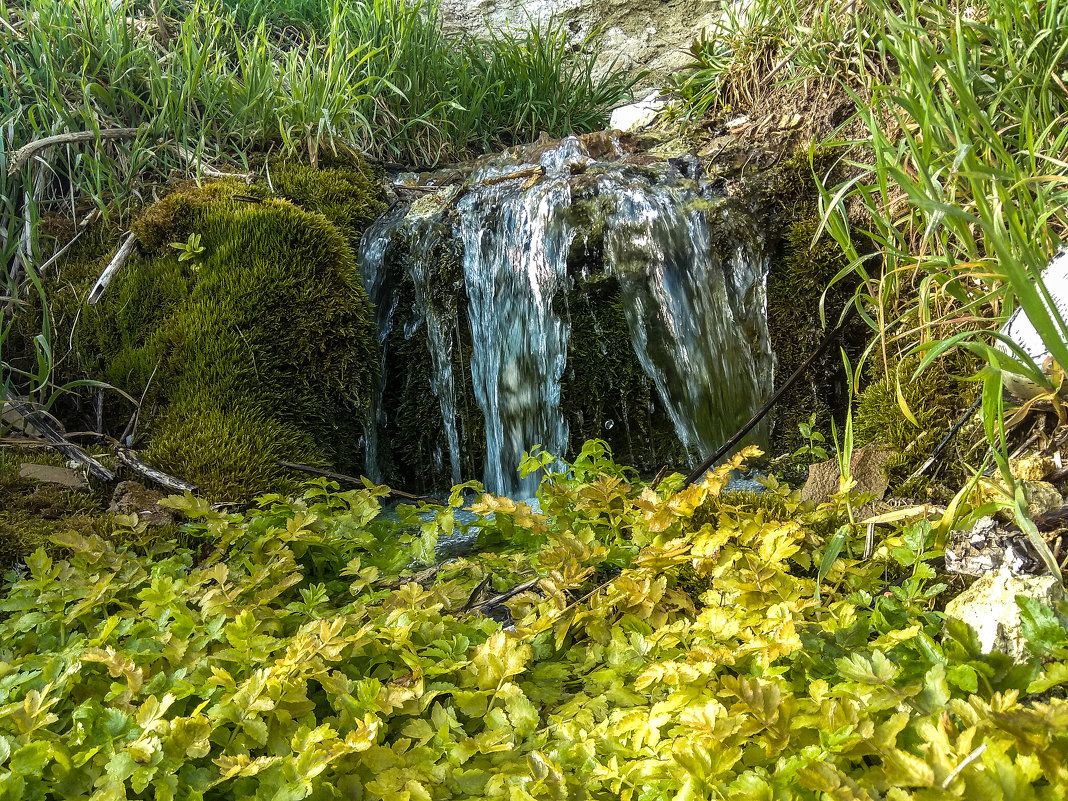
7,128,141,176
116,447,197,494
479,166,544,187
87,233,138,305
276,460,440,505
469,578,541,615
175,144,254,184
5,400,116,482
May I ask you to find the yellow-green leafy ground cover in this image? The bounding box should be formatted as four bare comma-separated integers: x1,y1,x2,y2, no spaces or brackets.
0,443,1065,800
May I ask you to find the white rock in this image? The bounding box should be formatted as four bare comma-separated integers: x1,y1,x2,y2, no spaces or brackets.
609,91,667,133
943,568,1067,662
999,248,1068,398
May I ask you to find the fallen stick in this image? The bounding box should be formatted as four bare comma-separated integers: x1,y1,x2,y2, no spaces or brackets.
175,144,254,184
87,233,138,305
276,460,440,505
5,400,116,482
905,395,982,484
8,128,141,176
116,447,197,493
469,578,540,615
479,166,544,187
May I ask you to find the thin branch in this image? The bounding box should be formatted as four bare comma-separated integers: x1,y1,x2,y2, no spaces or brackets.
174,144,254,184
116,447,197,494
276,460,440,505
8,128,141,176
5,399,116,482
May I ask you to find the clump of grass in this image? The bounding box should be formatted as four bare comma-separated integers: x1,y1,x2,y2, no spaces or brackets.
0,0,636,406
672,0,888,118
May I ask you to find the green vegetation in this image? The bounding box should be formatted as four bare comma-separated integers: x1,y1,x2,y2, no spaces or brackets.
80,177,380,498
1,0,636,413
1,445,1067,798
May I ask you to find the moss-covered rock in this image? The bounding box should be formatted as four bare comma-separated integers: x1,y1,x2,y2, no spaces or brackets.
853,348,982,498
79,170,383,499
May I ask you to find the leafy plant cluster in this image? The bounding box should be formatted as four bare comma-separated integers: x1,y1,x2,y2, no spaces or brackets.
2,443,1067,799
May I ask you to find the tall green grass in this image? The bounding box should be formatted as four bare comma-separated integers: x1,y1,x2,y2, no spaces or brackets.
677,0,1068,570
0,0,636,403
815,0,1068,574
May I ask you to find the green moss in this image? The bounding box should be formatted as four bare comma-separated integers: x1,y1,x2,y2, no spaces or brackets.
0,449,114,571
79,178,381,499
269,160,386,249
854,348,982,498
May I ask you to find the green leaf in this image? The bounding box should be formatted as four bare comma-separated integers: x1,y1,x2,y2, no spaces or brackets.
1017,595,1068,657
10,741,51,775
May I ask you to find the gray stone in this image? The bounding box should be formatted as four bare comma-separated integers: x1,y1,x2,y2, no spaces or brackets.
609,91,667,132
435,0,722,85
19,463,88,491
945,516,1046,577
944,569,1067,662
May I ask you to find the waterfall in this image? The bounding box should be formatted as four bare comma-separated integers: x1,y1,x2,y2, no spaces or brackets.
455,147,580,497
602,179,770,462
357,135,775,495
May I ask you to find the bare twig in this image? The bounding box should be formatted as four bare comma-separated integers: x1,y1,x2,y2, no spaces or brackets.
469,578,541,615
479,166,544,187
941,744,987,789
276,460,440,505
684,303,858,486
6,399,116,482
174,144,254,184
906,395,982,484
8,128,141,176
115,447,197,493
88,233,138,305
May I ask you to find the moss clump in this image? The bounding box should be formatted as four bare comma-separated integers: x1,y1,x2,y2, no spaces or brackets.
0,449,113,571
81,177,380,499
854,348,982,498
269,160,386,248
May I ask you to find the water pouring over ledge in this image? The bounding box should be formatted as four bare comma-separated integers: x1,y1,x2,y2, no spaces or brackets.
358,133,776,496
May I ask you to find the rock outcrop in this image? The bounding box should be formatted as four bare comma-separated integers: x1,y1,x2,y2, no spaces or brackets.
436,0,722,82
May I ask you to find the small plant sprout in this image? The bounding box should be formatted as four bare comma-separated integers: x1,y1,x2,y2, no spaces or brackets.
170,232,206,262
792,412,828,463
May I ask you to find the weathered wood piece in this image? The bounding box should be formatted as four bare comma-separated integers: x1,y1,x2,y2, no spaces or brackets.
87,233,138,305
115,447,198,494
6,400,116,482
8,128,141,175
479,166,544,187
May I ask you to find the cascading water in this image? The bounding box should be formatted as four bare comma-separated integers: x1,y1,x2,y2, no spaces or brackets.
603,179,770,461
357,134,775,496
455,144,584,496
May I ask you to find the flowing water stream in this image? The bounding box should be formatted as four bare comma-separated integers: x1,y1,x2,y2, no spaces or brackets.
358,135,775,496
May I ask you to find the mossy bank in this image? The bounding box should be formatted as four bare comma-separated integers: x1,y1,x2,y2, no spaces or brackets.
71,161,384,499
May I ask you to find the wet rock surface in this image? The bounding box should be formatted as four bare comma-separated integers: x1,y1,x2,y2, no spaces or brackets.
109,480,175,527
19,463,88,491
